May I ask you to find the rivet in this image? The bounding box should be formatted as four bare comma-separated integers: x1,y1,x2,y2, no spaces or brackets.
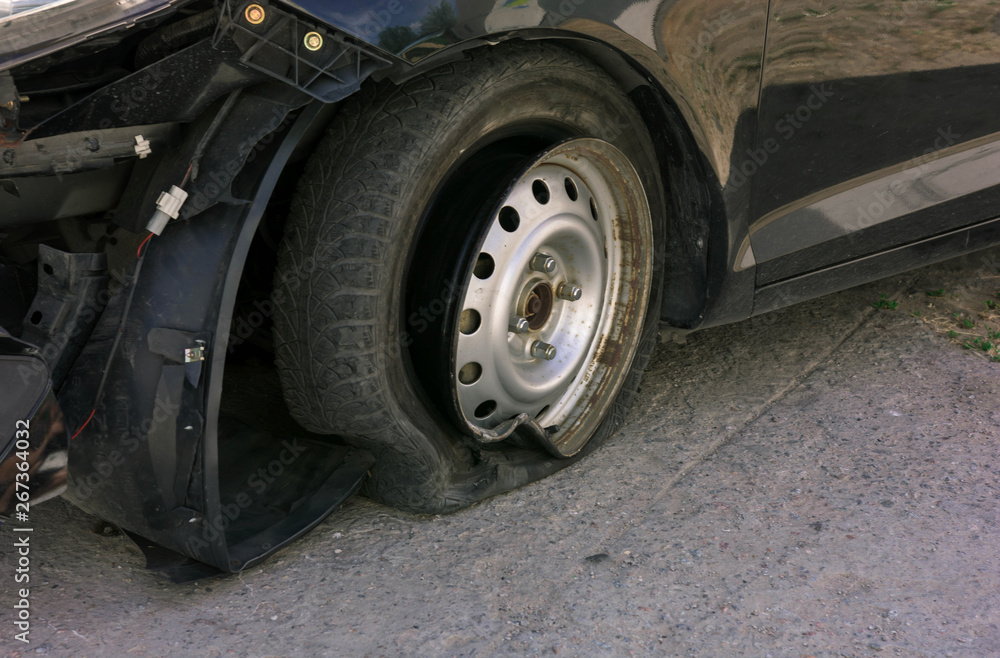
304,31,323,51
244,4,265,24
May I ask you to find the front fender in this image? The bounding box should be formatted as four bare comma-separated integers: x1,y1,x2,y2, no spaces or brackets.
279,0,766,329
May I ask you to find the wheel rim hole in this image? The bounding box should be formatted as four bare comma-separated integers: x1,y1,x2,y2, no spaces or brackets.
474,253,495,280
459,309,481,335
564,177,578,201
474,400,497,419
532,179,550,205
459,362,483,385
499,206,520,232
524,282,554,331
589,197,599,221
42,263,54,276
29,311,42,325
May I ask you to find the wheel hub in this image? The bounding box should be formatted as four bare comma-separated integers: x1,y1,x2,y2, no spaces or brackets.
523,281,554,330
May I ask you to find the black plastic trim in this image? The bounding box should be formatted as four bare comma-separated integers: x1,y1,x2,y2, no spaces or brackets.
753,215,1000,316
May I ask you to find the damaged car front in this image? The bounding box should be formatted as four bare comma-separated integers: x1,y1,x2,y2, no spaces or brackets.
0,0,386,579
0,0,158,527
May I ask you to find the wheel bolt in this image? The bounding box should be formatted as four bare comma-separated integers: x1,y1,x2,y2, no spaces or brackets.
557,282,582,301
529,253,556,273
509,316,530,333
530,341,556,360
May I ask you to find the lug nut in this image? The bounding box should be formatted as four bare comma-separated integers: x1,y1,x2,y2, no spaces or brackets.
530,341,557,361
244,4,265,24
556,282,582,301
529,253,556,273
509,316,530,334
304,31,324,51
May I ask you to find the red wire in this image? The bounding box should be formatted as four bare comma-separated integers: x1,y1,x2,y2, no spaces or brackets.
136,232,154,258
71,227,152,441
70,409,96,440
76,222,159,440
75,229,151,441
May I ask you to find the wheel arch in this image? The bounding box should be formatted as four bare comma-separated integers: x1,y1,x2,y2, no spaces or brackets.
386,31,725,328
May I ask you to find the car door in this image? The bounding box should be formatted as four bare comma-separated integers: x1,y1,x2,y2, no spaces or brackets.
749,0,1000,284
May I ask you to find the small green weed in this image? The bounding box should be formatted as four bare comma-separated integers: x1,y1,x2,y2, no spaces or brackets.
964,337,996,352
954,313,975,329
926,288,945,297
873,294,898,310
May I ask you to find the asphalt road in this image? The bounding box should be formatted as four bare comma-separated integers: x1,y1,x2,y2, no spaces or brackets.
3,248,1000,657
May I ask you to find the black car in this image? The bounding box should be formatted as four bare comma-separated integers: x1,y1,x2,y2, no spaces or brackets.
2,0,999,579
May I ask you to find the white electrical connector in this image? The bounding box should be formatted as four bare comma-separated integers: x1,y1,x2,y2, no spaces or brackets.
134,135,151,159
146,185,188,235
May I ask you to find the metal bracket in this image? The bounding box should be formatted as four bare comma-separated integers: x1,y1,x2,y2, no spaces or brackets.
184,343,206,363
146,328,208,387
0,72,19,132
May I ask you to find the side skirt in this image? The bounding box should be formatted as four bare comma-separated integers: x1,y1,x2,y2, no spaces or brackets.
752,215,1000,316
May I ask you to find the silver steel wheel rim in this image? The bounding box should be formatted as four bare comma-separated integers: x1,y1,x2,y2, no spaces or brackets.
452,138,653,457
